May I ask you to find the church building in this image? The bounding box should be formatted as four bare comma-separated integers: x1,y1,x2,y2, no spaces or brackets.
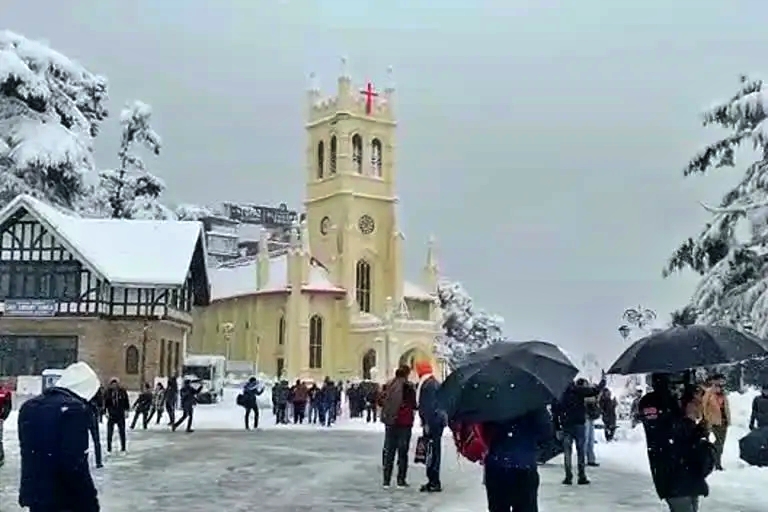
190,62,443,381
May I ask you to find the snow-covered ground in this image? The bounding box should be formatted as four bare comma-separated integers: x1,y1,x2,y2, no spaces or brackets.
0,388,765,510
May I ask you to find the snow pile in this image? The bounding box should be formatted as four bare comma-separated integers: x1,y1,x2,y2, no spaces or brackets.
436,280,505,367
176,203,214,221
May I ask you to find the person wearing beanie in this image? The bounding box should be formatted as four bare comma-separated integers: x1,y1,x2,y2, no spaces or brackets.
415,360,445,493
18,361,101,512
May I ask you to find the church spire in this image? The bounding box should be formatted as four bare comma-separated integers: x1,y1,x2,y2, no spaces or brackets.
423,234,438,293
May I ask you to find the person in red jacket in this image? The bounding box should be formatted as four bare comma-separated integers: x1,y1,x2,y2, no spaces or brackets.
380,365,417,488
0,381,12,465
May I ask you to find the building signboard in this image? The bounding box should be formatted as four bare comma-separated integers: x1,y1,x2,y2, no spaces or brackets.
223,202,298,227
4,299,58,317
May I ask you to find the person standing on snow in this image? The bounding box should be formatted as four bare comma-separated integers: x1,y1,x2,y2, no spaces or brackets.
291,379,309,424
18,362,101,512
0,382,12,466
380,365,417,488
482,407,552,512
415,360,446,493
242,377,264,430
172,379,199,432
552,373,606,486
87,394,104,469
598,388,618,442
165,374,179,426
584,393,601,466
104,378,130,453
638,375,714,512
130,382,154,430
701,373,730,471
149,382,166,424
749,385,768,430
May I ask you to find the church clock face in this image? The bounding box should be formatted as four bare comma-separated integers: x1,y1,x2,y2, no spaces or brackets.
320,216,331,235
358,214,375,235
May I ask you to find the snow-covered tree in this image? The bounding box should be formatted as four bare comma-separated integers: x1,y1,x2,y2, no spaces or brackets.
664,75,768,336
176,203,214,221
669,305,699,327
96,100,173,219
435,280,505,367
0,30,108,210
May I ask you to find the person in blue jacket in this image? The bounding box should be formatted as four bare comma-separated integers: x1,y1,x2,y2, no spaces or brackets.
482,408,552,512
18,361,102,512
415,360,446,493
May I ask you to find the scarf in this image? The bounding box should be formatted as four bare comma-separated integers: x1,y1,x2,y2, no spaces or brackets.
417,373,433,407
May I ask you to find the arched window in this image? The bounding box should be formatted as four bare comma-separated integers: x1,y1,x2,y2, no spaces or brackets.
362,349,376,380
355,259,372,313
278,315,286,345
125,345,139,375
316,140,325,179
309,315,323,369
351,134,363,174
329,136,337,175
370,138,382,176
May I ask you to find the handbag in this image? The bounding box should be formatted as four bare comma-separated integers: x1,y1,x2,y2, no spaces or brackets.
236,393,245,407
414,435,429,464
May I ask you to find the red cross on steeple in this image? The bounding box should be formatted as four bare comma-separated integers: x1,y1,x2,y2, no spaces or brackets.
360,82,378,115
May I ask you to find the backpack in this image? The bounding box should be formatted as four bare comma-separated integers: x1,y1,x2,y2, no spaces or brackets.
450,421,489,463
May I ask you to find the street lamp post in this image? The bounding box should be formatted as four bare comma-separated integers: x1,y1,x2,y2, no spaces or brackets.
221,322,235,362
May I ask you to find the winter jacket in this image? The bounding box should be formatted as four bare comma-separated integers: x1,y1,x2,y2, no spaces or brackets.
292,382,309,403
152,388,165,410
638,390,711,500
417,376,445,433
273,382,290,406
585,397,601,421
0,387,12,420
104,385,130,418
242,380,264,407
750,393,768,430
552,379,605,432
380,378,416,427
702,389,730,427
19,362,101,512
483,408,552,470
133,390,153,412
598,393,618,426
308,385,319,403
165,378,179,406
179,383,199,411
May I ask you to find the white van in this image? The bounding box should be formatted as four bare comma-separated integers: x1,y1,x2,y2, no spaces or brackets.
182,355,226,403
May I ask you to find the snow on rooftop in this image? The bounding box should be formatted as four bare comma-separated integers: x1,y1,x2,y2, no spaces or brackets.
0,194,203,286
209,253,345,301
403,281,433,300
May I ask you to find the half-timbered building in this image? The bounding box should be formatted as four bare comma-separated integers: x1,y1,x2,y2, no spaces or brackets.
0,194,210,390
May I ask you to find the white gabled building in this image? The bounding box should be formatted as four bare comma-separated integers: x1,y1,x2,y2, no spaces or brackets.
0,194,211,389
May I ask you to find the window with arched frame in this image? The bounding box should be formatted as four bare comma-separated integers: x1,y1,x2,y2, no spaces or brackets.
125,345,140,375
355,259,372,313
316,140,325,179
309,315,323,369
370,138,383,176
329,136,337,174
351,134,363,174
278,315,286,345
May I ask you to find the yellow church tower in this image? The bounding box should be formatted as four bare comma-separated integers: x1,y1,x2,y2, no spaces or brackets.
304,58,401,315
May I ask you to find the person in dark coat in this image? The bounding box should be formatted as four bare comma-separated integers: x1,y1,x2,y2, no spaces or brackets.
365,382,380,423
91,385,105,424
598,388,618,442
638,374,713,512
104,377,130,453
319,378,337,426
483,408,552,512
749,385,768,430
380,365,417,488
242,377,264,430
165,374,178,426
273,380,290,424
130,382,153,430
18,362,101,512
0,382,12,466
415,360,446,493
291,379,309,424
87,395,103,469
552,374,606,485
172,379,199,432
308,383,320,424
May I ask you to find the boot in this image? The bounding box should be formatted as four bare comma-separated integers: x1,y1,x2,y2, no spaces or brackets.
577,472,590,485
562,470,573,485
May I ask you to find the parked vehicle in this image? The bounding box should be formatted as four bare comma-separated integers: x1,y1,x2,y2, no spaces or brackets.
182,355,226,404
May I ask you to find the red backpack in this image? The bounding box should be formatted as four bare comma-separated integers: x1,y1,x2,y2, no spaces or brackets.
450,421,489,463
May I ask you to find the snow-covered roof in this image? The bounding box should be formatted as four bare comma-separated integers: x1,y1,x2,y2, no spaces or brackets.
404,281,433,300
0,195,209,294
209,253,345,301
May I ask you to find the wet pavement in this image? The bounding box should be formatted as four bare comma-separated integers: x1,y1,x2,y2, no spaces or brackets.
0,428,762,511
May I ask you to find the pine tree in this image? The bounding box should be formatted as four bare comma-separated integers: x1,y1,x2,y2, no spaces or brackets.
669,305,698,327
435,280,505,367
97,100,173,219
0,30,108,210
663,75,768,335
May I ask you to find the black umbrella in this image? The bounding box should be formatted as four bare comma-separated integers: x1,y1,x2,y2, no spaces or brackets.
607,325,768,375
739,427,768,467
438,340,578,423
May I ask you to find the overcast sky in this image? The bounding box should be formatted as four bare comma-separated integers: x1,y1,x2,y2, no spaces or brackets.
4,0,764,364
